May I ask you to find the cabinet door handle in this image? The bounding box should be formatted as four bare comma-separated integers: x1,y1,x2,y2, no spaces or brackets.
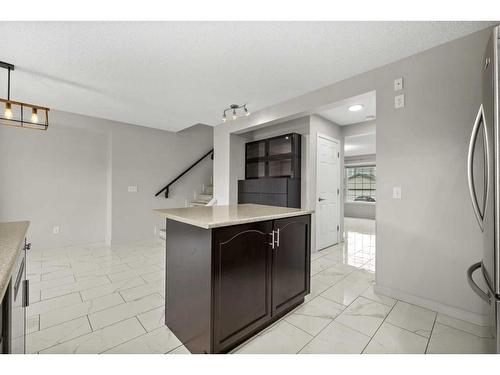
275,228,280,248
269,230,275,249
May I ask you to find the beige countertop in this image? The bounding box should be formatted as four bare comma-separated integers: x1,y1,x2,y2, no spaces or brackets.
155,204,313,229
0,221,29,301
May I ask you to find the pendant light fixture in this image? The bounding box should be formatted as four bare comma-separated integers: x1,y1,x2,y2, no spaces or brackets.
222,104,250,123
0,61,50,130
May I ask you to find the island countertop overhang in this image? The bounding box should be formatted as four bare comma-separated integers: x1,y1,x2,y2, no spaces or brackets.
0,221,30,301
154,204,313,229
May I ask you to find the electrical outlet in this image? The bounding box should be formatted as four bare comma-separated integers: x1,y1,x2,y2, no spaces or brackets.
393,187,402,199
53,226,60,234
394,94,405,109
394,77,404,91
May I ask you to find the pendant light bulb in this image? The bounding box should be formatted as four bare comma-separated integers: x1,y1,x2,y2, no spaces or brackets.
222,113,227,122
232,109,237,120
4,102,13,119
31,108,39,123
244,106,250,116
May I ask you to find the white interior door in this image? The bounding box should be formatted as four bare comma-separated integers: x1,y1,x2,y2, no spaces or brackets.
316,134,340,250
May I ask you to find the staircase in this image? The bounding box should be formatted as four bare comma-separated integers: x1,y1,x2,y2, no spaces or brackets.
158,183,214,241
189,184,214,206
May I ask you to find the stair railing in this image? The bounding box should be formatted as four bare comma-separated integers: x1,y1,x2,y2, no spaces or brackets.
155,148,213,198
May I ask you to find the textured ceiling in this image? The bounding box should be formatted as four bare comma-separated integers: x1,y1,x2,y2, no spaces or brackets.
0,22,495,131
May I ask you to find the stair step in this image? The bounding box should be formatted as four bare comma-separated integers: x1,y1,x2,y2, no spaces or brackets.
196,194,213,202
190,201,209,206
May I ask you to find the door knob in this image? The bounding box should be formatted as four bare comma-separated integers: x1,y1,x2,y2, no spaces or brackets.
318,197,325,202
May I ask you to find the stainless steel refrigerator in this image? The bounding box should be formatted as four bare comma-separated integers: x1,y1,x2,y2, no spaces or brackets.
467,25,500,354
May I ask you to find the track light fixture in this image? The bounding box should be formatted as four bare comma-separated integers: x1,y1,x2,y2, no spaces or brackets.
222,104,250,123
0,61,50,130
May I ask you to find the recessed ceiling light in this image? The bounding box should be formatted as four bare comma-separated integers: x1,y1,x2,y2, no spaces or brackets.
348,104,364,112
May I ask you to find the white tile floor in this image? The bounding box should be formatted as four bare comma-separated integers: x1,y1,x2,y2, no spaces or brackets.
26,218,494,354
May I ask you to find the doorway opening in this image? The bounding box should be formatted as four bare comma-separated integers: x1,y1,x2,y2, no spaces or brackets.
313,90,376,273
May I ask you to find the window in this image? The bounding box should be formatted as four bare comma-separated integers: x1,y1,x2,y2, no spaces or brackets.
346,166,376,202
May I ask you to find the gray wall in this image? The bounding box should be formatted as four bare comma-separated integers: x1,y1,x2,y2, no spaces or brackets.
110,121,213,244
0,120,107,249
0,110,213,249
213,26,493,323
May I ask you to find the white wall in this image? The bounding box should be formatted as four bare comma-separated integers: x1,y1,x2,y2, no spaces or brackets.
213,27,493,323
0,110,213,249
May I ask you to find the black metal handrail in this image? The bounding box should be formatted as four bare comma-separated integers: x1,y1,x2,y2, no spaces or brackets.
155,148,214,198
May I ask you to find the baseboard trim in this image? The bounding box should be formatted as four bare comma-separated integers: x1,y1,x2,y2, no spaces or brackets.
374,284,489,326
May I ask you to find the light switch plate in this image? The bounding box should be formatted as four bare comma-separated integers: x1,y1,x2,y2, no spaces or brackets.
127,185,138,193
395,94,405,109
394,77,403,91
393,186,402,199
53,226,60,234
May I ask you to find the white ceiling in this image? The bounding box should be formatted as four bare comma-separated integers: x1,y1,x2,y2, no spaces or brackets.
345,133,376,157
317,91,376,125
0,22,494,132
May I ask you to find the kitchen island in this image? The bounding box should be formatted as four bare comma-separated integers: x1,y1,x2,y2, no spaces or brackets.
155,204,312,354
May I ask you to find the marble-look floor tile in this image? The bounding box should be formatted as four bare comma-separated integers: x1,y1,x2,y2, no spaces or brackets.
26,315,40,334
386,301,436,338
40,317,146,354
311,266,348,287
335,296,391,337
285,296,345,335
141,271,165,283
119,280,164,301
27,317,92,353
41,276,110,300
234,321,313,354
89,293,164,330
426,323,494,354
299,321,370,354
80,276,146,301
320,279,370,306
361,286,396,307
435,313,493,338
104,326,181,354
107,265,161,283
344,269,375,284
167,345,191,354
72,263,131,281
307,277,332,301
30,275,76,291
40,293,125,329
363,322,428,354
137,306,166,332
310,257,338,275
27,292,82,317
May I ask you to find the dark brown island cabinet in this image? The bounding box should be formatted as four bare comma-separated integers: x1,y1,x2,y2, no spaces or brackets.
156,204,312,354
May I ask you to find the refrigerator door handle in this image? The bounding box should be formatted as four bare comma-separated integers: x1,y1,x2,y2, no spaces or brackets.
467,104,489,231
467,261,491,304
